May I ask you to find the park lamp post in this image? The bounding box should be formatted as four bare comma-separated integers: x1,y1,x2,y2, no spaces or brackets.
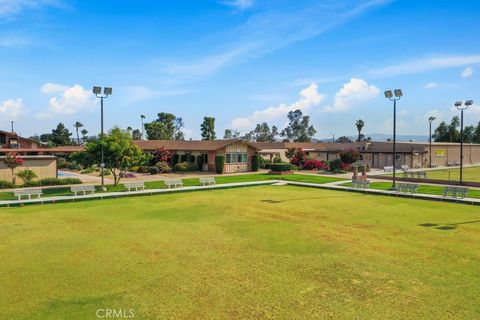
454,99,473,185
93,86,112,191
428,116,436,168
384,89,403,190
141,114,146,140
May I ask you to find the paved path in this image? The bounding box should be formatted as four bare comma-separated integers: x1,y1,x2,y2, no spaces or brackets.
2,179,479,208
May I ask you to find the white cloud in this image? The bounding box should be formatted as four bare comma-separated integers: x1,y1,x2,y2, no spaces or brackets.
40,82,69,94
123,85,188,103
423,82,439,89
0,98,26,120
0,0,62,19
323,78,379,112
221,0,254,10
461,66,473,78
36,83,96,118
370,55,480,77
231,83,324,130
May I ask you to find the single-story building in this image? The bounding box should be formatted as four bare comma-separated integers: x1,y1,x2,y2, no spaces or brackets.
134,139,259,173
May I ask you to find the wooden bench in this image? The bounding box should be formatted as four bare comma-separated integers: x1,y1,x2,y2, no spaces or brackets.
199,177,216,186
13,188,43,200
124,181,145,192
443,186,469,199
70,185,95,196
165,179,183,189
395,183,418,194
352,179,370,189
384,166,394,173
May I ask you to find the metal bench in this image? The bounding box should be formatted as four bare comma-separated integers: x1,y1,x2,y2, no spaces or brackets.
352,179,370,189
13,188,43,200
165,179,183,189
70,185,95,196
384,166,394,173
443,186,469,199
401,165,411,172
395,183,418,194
199,177,216,186
403,171,427,179
124,181,145,192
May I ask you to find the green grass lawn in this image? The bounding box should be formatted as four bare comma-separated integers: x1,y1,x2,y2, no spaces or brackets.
348,181,480,199
1,186,479,319
0,173,345,201
424,166,480,183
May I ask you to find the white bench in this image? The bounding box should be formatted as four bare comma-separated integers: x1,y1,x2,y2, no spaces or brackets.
395,183,418,194
70,185,95,196
124,181,145,192
165,179,183,189
401,165,411,172
14,188,43,200
199,177,216,186
352,179,370,189
443,186,469,199
384,166,394,173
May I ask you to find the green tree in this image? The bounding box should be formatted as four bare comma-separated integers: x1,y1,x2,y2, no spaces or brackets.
448,116,460,142
355,119,365,142
74,128,150,186
51,123,72,146
336,136,353,143
80,129,88,141
473,122,480,143
433,121,449,142
463,125,475,143
200,116,216,140
144,112,184,140
3,153,24,184
73,121,84,145
132,129,142,140
223,129,240,139
247,122,278,142
280,109,316,142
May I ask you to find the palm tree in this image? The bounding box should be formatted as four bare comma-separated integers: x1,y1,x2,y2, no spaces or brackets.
73,121,84,145
80,129,88,142
355,119,365,142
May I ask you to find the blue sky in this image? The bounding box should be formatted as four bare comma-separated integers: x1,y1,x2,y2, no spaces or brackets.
0,0,479,139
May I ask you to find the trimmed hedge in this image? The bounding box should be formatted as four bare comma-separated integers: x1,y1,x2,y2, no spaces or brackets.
0,180,15,189
252,154,261,172
173,161,198,172
215,155,225,174
23,178,82,187
149,166,160,175
269,163,291,172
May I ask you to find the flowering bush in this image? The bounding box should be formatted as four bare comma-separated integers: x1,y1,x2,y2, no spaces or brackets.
16,168,37,184
339,162,351,171
303,159,329,171
153,147,171,164
123,172,137,178
289,148,307,167
155,161,171,173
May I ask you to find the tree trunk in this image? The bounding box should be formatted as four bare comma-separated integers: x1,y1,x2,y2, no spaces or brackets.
76,128,80,145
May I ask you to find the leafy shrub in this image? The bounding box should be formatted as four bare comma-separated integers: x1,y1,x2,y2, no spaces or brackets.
137,166,150,173
215,155,225,174
130,166,139,172
149,166,160,175
173,161,198,172
289,164,299,171
80,167,95,174
303,159,329,171
57,158,68,169
328,159,342,172
257,156,267,169
264,163,271,170
66,162,82,170
252,154,261,172
100,169,111,176
16,169,37,184
153,147,171,164
272,155,282,163
269,163,292,172
123,172,137,178
172,154,179,166
0,180,15,189
155,161,171,173
289,148,307,167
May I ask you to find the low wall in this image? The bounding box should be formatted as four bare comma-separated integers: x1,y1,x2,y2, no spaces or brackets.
0,156,57,184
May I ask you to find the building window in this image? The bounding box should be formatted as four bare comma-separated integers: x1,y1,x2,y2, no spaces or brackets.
226,153,247,164
0,133,6,144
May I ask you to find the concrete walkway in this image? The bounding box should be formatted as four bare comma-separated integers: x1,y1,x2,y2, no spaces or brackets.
1,179,480,208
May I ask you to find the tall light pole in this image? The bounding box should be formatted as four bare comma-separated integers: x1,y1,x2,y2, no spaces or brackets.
384,89,403,190
140,114,146,140
454,99,473,185
93,86,112,191
428,116,436,167
330,133,335,143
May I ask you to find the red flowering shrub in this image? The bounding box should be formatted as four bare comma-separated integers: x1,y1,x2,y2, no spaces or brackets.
3,153,24,184
153,147,171,163
289,148,307,167
303,159,329,171
339,149,360,164
339,162,351,171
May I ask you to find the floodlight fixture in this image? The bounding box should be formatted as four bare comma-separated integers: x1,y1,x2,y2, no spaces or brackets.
465,100,474,107
394,89,403,98
384,90,393,99
104,87,112,95
93,86,101,95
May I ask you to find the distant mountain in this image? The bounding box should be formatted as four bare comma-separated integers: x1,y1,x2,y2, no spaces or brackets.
319,133,430,142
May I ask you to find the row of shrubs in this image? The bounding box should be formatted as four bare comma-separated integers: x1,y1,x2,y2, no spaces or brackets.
0,178,82,189
132,161,199,175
